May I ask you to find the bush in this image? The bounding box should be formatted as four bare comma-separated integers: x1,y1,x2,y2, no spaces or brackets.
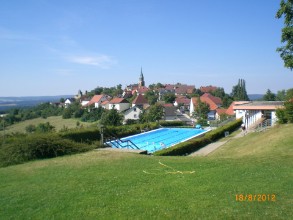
105,122,159,138
0,133,95,167
60,128,101,143
159,121,186,127
154,118,242,156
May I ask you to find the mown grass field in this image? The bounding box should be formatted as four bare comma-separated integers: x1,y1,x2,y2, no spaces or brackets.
5,116,93,133
0,124,292,219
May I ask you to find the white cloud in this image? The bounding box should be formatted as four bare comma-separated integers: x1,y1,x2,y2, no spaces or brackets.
67,55,116,68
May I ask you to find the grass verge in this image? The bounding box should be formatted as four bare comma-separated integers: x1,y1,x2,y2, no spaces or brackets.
5,116,93,133
0,124,292,219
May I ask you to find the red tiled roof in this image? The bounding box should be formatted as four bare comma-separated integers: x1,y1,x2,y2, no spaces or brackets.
90,95,103,102
175,97,191,105
101,100,109,105
86,95,105,106
165,84,175,90
109,97,129,104
191,94,222,111
187,88,194,94
132,94,148,105
200,93,222,110
226,101,250,115
137,86,149,94
200,86,217,93
216,108,227,115
164,84,195,93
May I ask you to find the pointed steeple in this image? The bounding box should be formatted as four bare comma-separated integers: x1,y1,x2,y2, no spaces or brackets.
139,67,145,87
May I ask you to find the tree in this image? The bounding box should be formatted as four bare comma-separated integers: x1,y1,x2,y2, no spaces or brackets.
276,88,293,123
25,124,36,133
139,104,164,122
81,107,105,122
211,87,226,99
163,93,176,103
36,122,55,133
231,79,249,101
100,109,123,126
144,90,158,105
276,89,287,100
192,98,210,120
284,100,293,122
147,104,164,122
276,0,293,69
263,89,276,101
285,88,293,100
222,95,234,108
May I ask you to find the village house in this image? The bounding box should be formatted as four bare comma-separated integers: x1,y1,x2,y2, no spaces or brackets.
132,94,149,109
86,94,109,108
101,100,110,109
200,86,218,93
174,96,191,113
190,93,223,119
80,96,91,107
158,84,195,100
163,103,178,121
64,98,75,108
123,106,143,123
233,101,284,129
108,98,130,112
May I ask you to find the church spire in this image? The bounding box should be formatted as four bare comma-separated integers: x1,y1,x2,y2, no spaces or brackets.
139,67,145,87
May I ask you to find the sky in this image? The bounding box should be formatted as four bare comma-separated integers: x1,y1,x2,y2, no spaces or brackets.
0,0,292,96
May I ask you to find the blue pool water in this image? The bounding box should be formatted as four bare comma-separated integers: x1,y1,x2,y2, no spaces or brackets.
107,128,210,153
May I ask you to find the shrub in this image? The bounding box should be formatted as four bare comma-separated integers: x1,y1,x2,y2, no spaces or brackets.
276,108,287,124
60,128,100,143
154,118,242,156
159,121,186,127
105,122,159,138
0,133,94,167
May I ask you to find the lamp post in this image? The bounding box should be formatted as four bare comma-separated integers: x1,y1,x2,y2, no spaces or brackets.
245,111,249,130
99,124,104,146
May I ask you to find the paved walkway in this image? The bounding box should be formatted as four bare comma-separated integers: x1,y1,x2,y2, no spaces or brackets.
189,129,248,157
189,141,229,156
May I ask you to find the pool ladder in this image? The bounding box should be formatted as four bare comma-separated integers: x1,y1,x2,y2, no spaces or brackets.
105,132,139,150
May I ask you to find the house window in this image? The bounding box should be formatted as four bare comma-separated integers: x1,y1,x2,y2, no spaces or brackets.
134,107,136,112
134,114,137,118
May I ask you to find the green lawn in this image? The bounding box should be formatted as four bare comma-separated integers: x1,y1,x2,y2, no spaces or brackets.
0,124,292,219
5,116,93,133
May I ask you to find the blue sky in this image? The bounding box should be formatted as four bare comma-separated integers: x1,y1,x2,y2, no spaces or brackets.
0,0,292,96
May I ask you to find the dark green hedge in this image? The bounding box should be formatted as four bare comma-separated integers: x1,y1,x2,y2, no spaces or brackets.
105,122,159,138
59,122,159,144
0,133,95,167
153,118,243,156
60,128,100,143
159,121,186,127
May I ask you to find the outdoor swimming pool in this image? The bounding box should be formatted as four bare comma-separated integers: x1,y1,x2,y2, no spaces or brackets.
107,127,210,153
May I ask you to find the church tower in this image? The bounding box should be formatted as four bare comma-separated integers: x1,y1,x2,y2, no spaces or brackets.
138,67,145,87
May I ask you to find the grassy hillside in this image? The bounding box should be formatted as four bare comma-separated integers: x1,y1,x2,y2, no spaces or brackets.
209,123,293,158
5,116,93,133
0,124,292,219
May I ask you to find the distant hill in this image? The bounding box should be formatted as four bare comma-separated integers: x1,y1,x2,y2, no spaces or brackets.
0,95,73,112
248,94,264,100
